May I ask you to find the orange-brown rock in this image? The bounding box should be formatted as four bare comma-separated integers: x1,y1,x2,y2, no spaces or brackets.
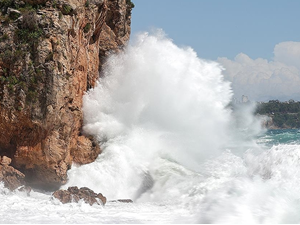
0,0,133,190
0,156,25,190
1,156,12,166
53,186,106,205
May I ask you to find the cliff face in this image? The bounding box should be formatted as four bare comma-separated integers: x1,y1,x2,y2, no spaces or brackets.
0,0,133,189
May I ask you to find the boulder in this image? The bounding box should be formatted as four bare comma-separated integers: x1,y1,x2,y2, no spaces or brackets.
17,185,32,196
0,156,25,190
1,156,12,166
53,186,106,206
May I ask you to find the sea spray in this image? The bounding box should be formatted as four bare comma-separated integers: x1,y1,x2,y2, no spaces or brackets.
88,31,235,163
225,101,268,157
65,31,236,199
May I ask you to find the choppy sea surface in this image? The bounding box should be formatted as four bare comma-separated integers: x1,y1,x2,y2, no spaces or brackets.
2,129,300,223
2,32,300,224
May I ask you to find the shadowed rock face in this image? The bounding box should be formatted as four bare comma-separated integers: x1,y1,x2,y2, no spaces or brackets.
0,0,133,190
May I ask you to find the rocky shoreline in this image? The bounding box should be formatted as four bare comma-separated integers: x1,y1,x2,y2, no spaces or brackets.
0,154,134,206
260,114,300,130
0,0,133,194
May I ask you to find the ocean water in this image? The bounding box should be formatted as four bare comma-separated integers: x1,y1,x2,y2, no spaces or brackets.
2,32,300,223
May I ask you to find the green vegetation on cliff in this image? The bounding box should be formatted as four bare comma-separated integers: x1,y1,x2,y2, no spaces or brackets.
126,0,135,9
256,100,300,128
0,2,46,105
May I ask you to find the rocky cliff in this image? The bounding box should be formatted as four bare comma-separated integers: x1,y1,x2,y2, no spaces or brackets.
0,0,133,190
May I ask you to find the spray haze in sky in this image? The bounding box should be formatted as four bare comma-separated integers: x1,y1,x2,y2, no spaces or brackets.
218,42,300,102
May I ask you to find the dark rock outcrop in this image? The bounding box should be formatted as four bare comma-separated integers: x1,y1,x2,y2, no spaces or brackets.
53,186,106,205
111,199,133,203
0,0,133,189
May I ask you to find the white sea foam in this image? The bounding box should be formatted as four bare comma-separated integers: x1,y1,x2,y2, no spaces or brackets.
65,31,235,197
2,144,300,223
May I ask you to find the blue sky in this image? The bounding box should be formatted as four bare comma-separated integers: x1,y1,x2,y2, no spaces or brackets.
131,0,300,61
130,1,300,101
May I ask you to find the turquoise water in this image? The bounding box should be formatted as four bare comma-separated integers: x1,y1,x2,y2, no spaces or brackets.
257,129,300,146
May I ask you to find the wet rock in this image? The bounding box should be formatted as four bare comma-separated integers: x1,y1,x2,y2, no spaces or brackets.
53,186,106,206
110,199,133,203
0,157,25,190
17,185,32,196
53,189,72,204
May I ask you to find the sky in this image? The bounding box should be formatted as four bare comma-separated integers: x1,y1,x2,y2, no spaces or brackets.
130,0,300,102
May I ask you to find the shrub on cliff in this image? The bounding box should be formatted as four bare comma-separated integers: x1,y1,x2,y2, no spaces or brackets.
126,0,135,9
21,10,38,30
0,0,13,8
15,10,43,45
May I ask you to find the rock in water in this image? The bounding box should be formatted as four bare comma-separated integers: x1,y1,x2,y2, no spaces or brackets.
110,199,133,203
53,186,107,206
0,156,25,190
0,0,133,190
